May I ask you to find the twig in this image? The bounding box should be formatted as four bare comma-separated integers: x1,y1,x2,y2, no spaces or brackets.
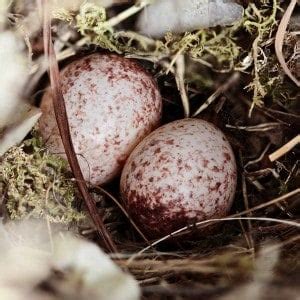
127,188,300,261
269,135,300,162
226,122,282,132
193,72,240,117
245,143,271,169
129,217,300,262
237,188,300,216
41,0,117,253
246,166,293,218
106,0,153,27
263,235,300,255
275,0,300,87
174,54,190,117
245,168,280,179
285,160,299,185
45,186,54,252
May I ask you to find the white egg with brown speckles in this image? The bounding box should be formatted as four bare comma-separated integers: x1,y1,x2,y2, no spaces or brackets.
39,53,162,185
120,118,237,238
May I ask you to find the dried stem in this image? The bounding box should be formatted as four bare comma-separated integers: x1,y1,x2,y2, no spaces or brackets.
174,54,190,118
269,135,300,162
106,0,153,27
41,0,117,253
127,188,300,262
193,72,240,116
275,0,299,87
129,217,300,262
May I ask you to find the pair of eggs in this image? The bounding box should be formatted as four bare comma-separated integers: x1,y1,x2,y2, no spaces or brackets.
39,53,237,238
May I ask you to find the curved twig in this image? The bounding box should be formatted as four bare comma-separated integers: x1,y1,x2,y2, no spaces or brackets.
275,0,299,87
40,0,117,253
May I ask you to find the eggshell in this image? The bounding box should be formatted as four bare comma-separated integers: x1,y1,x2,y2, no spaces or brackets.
39,53,162,185
120,118,237,238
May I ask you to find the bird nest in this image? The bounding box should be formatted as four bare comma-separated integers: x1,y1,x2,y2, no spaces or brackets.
0,0,299,299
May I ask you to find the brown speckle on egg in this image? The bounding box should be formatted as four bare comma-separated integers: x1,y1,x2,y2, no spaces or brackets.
120,119,237,238
39,53,162,185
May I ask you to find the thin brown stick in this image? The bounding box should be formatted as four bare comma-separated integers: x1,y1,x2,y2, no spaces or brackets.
41,0,117,253
275,0,299,87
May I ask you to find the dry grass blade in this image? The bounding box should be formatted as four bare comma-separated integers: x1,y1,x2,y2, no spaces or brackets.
275,0,300,87
234,188,300,216
129,217,300,262
241,174,254,250
127,188,300,262
269,135,300,162
107,0,152,27
94,186,149,243
175,54,190,118
226,122,282,132
193,72,240,117
40,0,117,253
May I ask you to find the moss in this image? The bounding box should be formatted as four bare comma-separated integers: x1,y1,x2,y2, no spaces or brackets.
0,136,85,224
71,1,283,94
58,1,297,111
73,3,242,66
52,8,75,23
76,3,122,53
243,0,281,113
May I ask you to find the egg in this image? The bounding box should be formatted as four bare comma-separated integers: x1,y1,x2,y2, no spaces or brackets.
120,118,237,238
39,53,162,185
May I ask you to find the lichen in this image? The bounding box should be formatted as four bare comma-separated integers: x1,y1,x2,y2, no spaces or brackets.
243,0,281,114
70,0,290,113
76,3,122,53
170,25,242,71
0,136,85,224
52,8,75,23
5,0,292,116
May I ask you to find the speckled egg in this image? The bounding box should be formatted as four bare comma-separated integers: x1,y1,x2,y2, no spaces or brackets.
39,53,162,185
120,118,237,238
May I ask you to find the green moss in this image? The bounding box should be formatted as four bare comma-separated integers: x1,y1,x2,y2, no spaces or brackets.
0,136,85,224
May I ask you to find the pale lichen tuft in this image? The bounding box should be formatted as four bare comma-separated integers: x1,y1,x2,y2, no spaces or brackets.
0,137,85,224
